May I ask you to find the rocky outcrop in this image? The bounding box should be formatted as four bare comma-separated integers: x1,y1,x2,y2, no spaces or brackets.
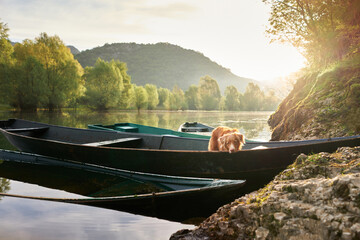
171,146,360,240
268,56,360,141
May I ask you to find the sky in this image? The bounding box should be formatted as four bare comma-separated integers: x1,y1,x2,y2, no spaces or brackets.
0,0,306,82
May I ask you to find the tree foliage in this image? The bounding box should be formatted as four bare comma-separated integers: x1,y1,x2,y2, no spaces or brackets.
145,84,159,110
263,0,360,66
133,85,148,112
0,20,14,103
0,31,84,110
158,87,171,110
11,56,47,110
170,86,186,110
185,85,200,110
224,85,240,111
198,76,221,110
0,20,13,64
83,58,125,110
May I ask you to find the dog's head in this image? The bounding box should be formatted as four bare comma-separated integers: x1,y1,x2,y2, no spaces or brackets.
218,132,245,153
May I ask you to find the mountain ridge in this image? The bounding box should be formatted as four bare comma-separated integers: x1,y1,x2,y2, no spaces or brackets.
74,42,258,92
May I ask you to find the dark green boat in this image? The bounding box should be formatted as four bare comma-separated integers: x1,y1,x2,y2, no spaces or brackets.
88,122,259,143
88,122,211,139
0,149,246,222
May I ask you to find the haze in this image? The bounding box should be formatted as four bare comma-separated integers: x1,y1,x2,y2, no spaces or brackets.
0,0,305,82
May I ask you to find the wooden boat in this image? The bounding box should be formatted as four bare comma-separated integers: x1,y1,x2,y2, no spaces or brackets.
0,149,246,222
1,118,360,193
88,122,211,140
89,122,258,143
178,122,214,132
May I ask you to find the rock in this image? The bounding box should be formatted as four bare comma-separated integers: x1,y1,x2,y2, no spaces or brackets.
256,227,269,239
171,147,360,240
274,212,287,222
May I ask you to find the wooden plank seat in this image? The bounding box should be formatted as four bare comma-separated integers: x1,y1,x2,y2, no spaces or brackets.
6,127,49,134
6,127,49,133
83,137,142,148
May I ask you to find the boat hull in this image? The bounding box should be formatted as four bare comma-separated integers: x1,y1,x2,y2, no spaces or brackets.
1,119,360,193
0,150,246,222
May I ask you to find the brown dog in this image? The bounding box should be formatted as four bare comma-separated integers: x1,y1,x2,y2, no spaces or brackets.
208,126,245,153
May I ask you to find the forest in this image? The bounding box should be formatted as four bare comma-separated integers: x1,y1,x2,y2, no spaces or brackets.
0,23,280,112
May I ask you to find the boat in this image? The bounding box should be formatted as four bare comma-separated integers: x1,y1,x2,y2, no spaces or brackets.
0,149,246,222
1,118,360,193
88,122,211,140
178,122,214,133
89,122,258,143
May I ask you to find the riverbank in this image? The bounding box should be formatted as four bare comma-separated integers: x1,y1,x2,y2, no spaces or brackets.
171,146,360,239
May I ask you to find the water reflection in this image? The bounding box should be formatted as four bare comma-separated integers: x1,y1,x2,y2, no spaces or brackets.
0,178,10,200
0,186,192,240
0,110,273,141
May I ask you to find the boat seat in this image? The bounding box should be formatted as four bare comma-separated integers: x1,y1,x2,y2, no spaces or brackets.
6,127,49,137
114,126,139,132
6,127,49,133
83,137,142,148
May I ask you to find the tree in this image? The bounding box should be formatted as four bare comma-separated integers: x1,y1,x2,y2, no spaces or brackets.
116,61,133,109
263,0,360,66
10,33,84,111
145,84,159,110
133,85,148,112
198,76,221,110
170,85,185,110
35,33,84,110
263,90,281,110
158,87,171,110
242,83,264,111
83,58,124,110
0,20,14,103
0,20,13,64
11,56,47,111
224,85,240,111
185,85,200,110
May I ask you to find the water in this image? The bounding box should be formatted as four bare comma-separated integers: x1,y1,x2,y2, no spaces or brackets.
0,110,273,240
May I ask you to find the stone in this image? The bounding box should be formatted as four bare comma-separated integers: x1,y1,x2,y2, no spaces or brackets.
274,212,287,222
170,147,360,240
255,227,269,239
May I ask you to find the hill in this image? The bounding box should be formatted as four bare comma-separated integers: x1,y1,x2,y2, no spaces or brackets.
75,42,256,92
67,45,80,55
268,54,360,141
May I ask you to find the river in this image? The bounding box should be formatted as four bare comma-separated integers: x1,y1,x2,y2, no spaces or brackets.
0,110,273,240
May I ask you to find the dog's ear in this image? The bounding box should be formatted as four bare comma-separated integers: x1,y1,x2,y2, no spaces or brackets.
218,135,226,145
236,133,245,144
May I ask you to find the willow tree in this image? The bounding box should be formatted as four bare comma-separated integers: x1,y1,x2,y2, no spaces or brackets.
133,85,148,112
185,85,200,110
263,0,360,66
10,33,83,111
170,85,185,110
158,87,171,110
145,84,159,110
116,61,133,109
198,76,221,110
224,85,240,111
83,58,125,110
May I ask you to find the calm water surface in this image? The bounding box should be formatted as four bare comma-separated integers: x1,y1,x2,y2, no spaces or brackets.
0,110,273,240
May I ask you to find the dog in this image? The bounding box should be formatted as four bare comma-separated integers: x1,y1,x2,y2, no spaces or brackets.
208,126,245,153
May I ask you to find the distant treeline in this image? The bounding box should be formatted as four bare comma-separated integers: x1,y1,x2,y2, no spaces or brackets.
0,24,280,112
